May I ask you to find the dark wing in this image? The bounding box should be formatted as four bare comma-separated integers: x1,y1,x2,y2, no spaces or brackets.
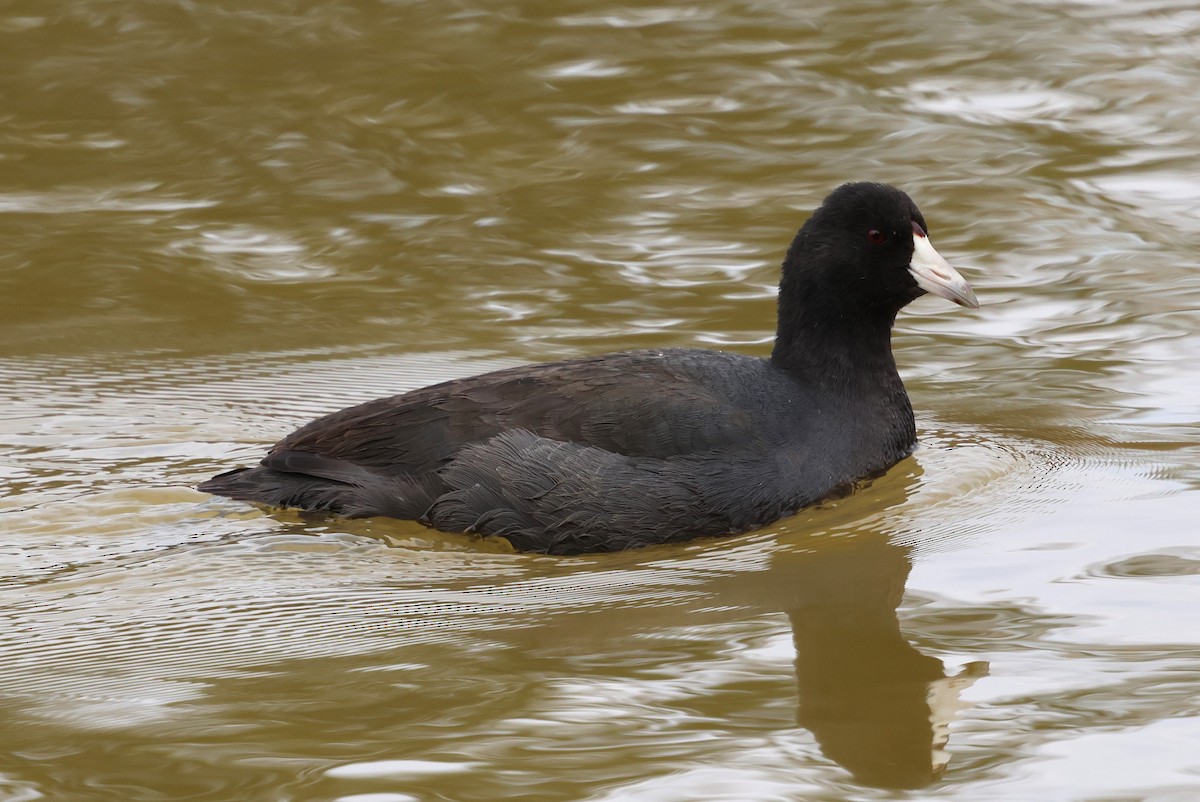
264,349,768,477
423,429,799,554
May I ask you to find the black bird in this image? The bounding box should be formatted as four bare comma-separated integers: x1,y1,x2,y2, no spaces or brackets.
198,182,978,554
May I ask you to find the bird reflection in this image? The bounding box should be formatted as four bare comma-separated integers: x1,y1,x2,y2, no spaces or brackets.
774,532,986,788
699,466,987,789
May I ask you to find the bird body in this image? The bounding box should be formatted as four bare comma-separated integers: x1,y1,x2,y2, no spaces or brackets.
199,183,978,554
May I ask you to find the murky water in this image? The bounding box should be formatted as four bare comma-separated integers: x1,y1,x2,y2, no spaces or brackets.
2,1,1199,799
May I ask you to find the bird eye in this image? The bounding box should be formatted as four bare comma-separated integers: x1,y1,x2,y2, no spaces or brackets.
866,229,887,245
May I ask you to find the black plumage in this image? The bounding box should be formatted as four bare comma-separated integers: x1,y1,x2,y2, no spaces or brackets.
198,182,977,554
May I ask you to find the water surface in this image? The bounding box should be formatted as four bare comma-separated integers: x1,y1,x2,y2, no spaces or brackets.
2,1,1199,800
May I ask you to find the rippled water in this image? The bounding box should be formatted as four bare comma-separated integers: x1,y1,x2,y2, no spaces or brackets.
2,1,1199,800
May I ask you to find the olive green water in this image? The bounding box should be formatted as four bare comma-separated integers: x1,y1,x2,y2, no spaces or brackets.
2,2,1199,800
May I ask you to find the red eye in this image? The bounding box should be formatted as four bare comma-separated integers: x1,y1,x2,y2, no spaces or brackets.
866,229,887,245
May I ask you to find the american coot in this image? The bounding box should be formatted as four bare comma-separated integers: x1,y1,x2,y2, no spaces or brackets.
199,182,977,554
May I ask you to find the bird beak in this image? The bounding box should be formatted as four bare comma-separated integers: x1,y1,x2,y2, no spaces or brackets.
909,232,979,309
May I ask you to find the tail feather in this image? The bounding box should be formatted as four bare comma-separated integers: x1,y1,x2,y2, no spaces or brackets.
197,462,436,519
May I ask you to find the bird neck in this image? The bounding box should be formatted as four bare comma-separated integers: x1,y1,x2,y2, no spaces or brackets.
770,287,903,392
771,298,916,456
